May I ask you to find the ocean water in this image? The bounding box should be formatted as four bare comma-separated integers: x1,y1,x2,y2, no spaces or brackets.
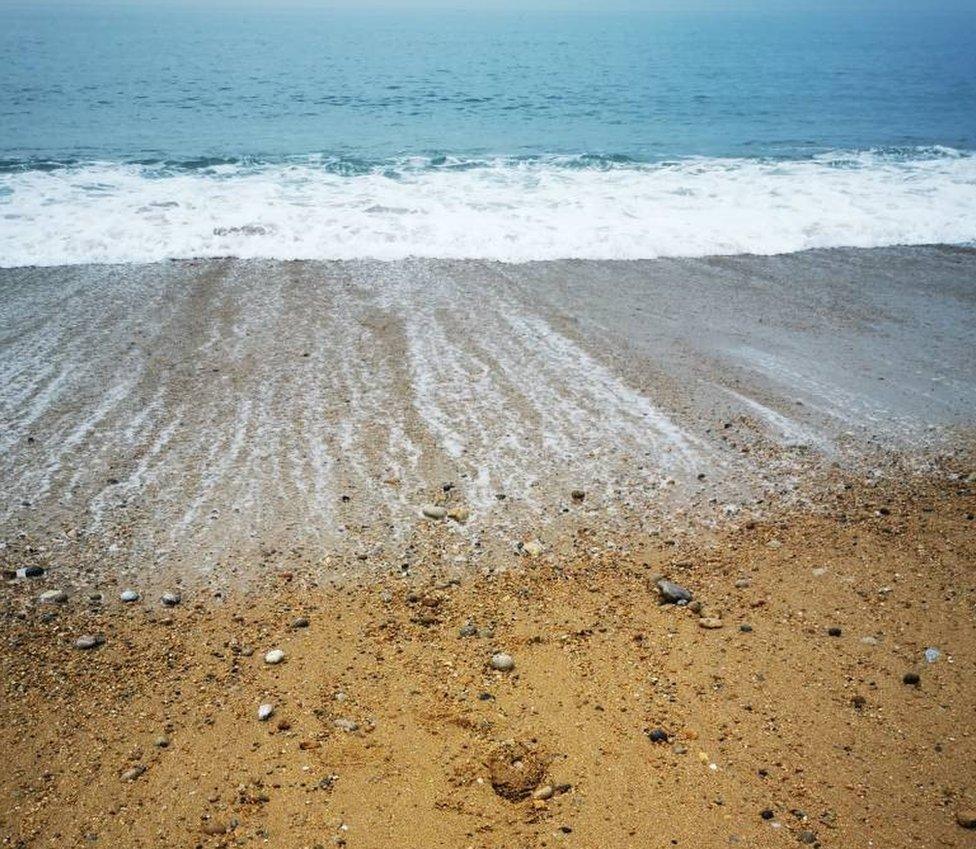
1,7,975,266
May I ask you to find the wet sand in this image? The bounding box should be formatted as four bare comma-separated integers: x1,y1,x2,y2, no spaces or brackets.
1,246,975,848
1,245,974,585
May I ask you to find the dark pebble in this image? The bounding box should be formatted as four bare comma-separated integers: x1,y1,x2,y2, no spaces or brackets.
761,809,775,820
647,728,668,743
740,623,753,633
903,672,921,686
827,627,842,637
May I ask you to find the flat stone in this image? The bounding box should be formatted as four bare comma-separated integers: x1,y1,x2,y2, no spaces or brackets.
490,652,515,672
74,634,104,650
258,703,275,721
201,821,227,836
264,649,285,665
120,589,140,603
120,765,146,781
699,617,724,629
656,579,692,604
39,589,68,604
421,505,446,520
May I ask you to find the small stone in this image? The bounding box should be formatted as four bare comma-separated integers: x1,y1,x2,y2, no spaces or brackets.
490,652,515,672
851,694,867,710
698,617,723,629
860,636,878,646
154,736,170,748
264,649,285,665
201,821,227,836
291,617,310,629
533,784,554,800
333,718,358,733
924,647,941,663
957,810,976,829
120,589,140,603
570,489,586,502
647,728,668,743
120,765,146,781
827,627,842,637
522,539,544,557
74,634,103,650
739,624,753,633
672,743,688,755
421,505,446,520
734,578,751,589
902,671,920,686
16,566,44,579
798,830,816,844
258,703,275,721
459,622,478,638
656,579,692,604
161,592,181,607
39,589,68,604
760,809,774,820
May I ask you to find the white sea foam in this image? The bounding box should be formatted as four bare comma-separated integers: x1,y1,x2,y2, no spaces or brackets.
1,149,975,266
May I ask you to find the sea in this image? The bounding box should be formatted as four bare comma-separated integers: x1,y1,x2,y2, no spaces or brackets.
1,5,975,267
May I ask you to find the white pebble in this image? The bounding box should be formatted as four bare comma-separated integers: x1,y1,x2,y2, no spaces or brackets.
264,649,285,665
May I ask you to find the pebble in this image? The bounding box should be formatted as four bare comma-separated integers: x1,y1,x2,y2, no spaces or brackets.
739,623,753,633
120,589,140,603
39,589,68,604
570,489,586,502
902,672,920,686
458,622,478,638
421,505,446,520
860,636,878,646
522,539,544,557
16,566,44,579
957,810,976,829
647,728,668,743
161,592,181,607
699,617,724,629
656,579,692,604
334,718,358,732
760,809,775,820
258,703,275,721
120,765,146,781
154,736,170,748
734,578,751,589
74,634,104,650
201,821,227,836
291,617,310,629
924,647,941,663
490,652,515,672
264,649,285,665
827,627,842,637
533,784,554,800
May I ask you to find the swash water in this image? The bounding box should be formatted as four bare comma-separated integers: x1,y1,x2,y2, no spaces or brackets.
2,7,975,266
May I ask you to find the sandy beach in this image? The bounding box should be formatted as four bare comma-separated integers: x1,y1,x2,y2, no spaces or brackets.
1,246,975,847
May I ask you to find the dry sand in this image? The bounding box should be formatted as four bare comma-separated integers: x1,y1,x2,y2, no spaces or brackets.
1,247,975,847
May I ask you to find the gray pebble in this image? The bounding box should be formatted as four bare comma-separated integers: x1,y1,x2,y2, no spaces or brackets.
422,505,447,520
74,634,104,650
161,592,181,607
291,617,310,629
490,652,515,672
120,589,140,603
656,579,692,604
39,589,68,604
120,765,146,781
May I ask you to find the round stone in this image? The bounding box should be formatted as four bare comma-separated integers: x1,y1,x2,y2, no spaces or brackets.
264,649,285,665
490,652,515,672
161,592,181,607
39,589,68,604
120,589,140,603
257,703,275,721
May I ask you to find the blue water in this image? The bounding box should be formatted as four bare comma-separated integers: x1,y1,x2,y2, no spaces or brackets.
3,7,975,164
1,7,975,265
